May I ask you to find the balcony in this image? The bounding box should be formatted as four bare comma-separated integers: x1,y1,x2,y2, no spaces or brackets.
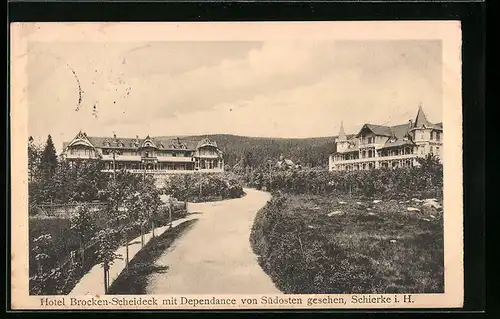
157,156,194,163
101,154,142,161
197,154,220,159
358,143,378,149
332,154,418,165
65,154,97,160
101,168,224,175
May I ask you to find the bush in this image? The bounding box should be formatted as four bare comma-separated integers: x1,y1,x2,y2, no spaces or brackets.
245,158,443,200
164,172,245,202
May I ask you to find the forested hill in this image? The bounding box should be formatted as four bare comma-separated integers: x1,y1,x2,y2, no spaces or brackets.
157,134,343,169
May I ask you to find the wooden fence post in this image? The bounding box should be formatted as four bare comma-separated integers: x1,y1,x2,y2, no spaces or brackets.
103,266,107,294
169,205,172,228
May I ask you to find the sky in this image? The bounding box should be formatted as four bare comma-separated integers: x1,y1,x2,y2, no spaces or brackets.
27,40,442,152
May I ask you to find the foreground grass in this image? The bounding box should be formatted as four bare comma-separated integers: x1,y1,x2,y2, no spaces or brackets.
107,219,198,294
250,194,444,294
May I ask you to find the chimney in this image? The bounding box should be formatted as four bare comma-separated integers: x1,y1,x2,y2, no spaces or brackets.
408,119,413,128
113,132,117,139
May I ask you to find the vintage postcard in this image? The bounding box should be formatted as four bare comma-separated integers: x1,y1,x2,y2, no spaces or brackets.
10,21,463,310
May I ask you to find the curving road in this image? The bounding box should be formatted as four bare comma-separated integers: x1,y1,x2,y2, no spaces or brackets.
145,188,282,294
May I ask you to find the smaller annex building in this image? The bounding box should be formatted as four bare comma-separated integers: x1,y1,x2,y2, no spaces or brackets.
329,105,443,171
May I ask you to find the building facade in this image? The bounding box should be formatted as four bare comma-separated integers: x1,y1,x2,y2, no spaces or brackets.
61,132,224,174
329,105,443,171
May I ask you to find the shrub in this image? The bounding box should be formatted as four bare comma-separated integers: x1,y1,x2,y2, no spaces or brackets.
164,172,245,202
245,161,442,200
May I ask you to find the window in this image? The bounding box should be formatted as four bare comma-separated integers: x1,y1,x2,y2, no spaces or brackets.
430,146,434,154
436,132,441,141
85,149,89,155
430,131,434,140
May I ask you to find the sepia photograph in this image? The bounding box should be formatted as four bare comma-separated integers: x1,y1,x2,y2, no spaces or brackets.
10,21,463,310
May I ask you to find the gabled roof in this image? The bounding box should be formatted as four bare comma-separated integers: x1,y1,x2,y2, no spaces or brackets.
381,123,415,148
390,123,412,139
65,131,95,150
196,138,218,149
357,124,393,137
66,134,213,151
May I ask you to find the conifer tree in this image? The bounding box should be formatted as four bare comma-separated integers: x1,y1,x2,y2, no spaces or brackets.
41,135,58,179
28,136,42,182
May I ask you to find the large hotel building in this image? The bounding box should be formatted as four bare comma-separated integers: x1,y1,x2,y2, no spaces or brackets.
329,105,443,171
61,133,224,174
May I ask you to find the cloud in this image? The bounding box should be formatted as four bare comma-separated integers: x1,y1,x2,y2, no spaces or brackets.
27,40,442,151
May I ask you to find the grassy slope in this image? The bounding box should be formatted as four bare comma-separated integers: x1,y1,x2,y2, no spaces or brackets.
108,219,198,294
251,194,444,294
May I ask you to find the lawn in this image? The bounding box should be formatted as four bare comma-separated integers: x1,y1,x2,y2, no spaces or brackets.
250,193,444,294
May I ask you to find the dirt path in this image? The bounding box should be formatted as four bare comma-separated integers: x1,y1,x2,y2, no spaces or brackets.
145,188,281,294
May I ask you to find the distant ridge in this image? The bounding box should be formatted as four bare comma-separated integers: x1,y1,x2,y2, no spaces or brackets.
155,133,339,141
153,133,341,168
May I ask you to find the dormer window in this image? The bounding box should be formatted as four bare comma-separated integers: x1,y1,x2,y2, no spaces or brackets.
403,136,409,141
390,137,396,143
